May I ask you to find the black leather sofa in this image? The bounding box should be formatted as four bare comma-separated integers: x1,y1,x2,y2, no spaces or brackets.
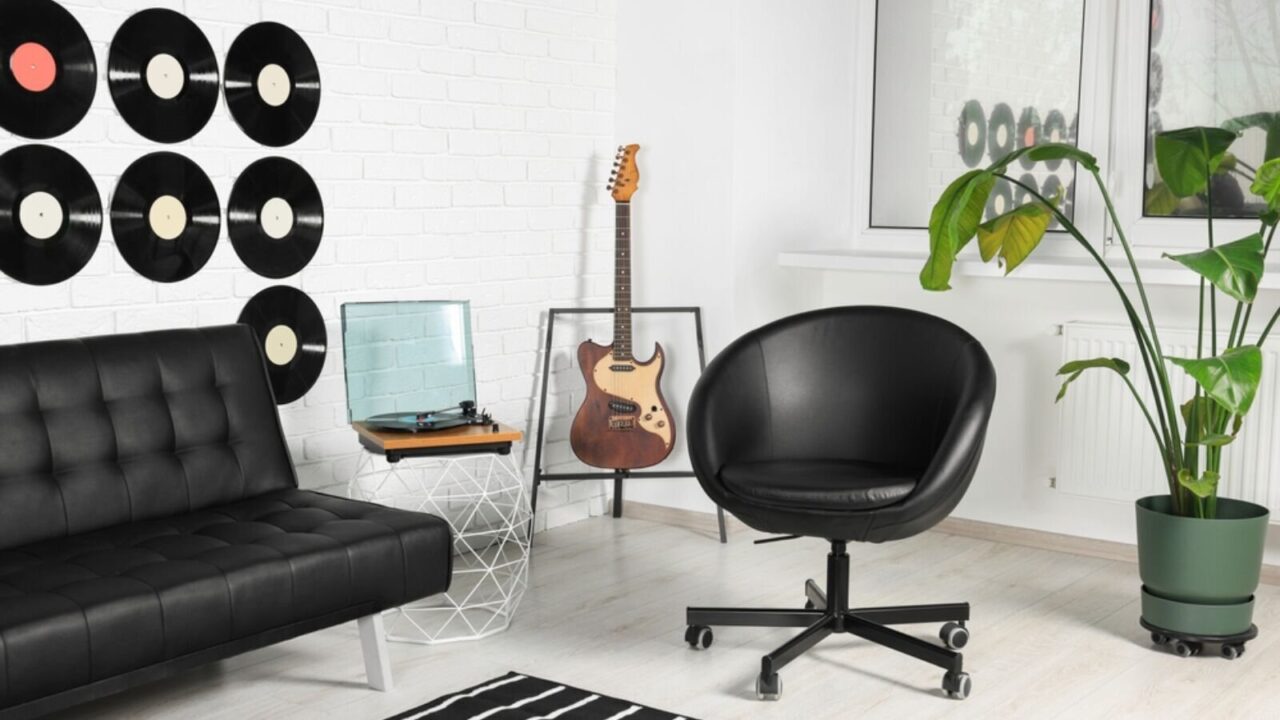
0,326,452,719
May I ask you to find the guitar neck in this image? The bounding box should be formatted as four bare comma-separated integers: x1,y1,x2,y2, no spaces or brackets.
614,201,632,361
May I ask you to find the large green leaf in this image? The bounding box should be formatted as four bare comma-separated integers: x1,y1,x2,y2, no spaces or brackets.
1055,357,1130,402
1168,346,1263,417
992,143,1099,174
921,170,995,291
1163,233,1264,303
1180,396,1238,448
977,201,1054,273
1251,158,1280,210
1223,112,1280,160
1177,468,1220,499
1144,182,1181,216
1155,127,1240,197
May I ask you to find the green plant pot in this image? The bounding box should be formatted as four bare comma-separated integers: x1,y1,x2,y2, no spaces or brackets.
1135,495,1269,637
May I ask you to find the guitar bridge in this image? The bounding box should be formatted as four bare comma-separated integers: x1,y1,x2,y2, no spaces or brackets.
608,416,635,430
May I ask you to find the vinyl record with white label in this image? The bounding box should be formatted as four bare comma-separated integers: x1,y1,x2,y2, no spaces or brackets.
108,9,219,143
238,286,327,405
0,145,102,285
228,157,324,278
224,22,320,147
987,103,1016,161
957,99,986,168
111,152,220,283
0,0,97,139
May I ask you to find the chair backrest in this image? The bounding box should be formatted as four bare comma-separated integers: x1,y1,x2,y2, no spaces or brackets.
0,325,297,550
689,306,995,473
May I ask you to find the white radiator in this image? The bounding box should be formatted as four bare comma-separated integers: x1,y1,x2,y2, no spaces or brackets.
1057,322,1280,521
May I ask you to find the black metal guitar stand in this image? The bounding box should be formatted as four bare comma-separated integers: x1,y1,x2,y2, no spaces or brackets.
530,306,727,543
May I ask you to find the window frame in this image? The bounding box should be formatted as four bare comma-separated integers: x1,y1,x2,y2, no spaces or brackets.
850,0,1261,264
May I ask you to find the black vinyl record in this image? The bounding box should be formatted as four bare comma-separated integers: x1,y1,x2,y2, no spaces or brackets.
987,103,1015,160
228,157,324,278
0,145,101,285
985,178,1014,220
111,152,220,283
1016,107,1041,169
1014,172,1038,207
957,99,987,168
238,286,327,405
0,0,97,139
224,23,320,147
108,9,219,143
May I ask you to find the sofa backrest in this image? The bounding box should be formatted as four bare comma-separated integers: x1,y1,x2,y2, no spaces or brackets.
0,325,298,550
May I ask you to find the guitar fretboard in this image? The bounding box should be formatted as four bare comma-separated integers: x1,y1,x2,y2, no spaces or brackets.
614,202,632,361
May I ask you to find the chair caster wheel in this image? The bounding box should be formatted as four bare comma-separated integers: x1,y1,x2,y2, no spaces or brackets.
940,622,969,650
1222,643,1245,660
1150,632,1170,646
943,671,971,700
685,625,713,650
755,672,781,701
1172,640,1201,658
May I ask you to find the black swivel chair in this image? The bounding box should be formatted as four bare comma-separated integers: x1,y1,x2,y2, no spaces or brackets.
683,306,997,701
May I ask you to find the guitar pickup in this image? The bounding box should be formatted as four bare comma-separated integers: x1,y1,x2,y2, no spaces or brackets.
608,417,635,430
608,400,639,414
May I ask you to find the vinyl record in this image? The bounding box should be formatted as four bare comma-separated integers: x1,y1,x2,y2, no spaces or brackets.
0,145,101,285
1151,0,1165,47
224,23,320,147
111,152,220,283
228,157,324,278
238,286,327,405
1016,107,1042,169
987,103,1015,160
0,0,97,139
1042,110,1068,170
108,9,219,143
986,178,1013,220
1014,172,1037,207
957,99,987,168
1149,52,1163,107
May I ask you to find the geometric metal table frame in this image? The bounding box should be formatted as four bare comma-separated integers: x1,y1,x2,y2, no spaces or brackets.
531,306,727,543
348,450,531,644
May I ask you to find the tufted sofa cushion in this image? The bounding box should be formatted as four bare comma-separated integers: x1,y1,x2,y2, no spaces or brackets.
0,326,298,550
0,488,451,708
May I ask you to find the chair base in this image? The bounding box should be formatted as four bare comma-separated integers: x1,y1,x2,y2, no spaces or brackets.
685,540,972,701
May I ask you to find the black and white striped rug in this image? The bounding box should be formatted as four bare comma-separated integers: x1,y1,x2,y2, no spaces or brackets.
386,673,697,720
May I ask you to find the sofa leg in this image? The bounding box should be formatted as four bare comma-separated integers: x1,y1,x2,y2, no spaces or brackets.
358,614,393,691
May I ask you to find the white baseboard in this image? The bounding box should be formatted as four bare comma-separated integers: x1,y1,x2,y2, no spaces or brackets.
613,500,1280,587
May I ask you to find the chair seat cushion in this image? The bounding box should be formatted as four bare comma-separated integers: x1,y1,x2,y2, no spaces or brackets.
719,460,918,511
0,489,450,707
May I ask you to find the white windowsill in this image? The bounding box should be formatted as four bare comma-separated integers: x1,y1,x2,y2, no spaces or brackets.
778,248,1280,291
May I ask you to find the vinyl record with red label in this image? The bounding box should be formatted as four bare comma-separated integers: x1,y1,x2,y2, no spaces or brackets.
0,0,97,139
238,286,327,405
108,9,220,143
0,145,101,285
228,157,324,279
224,23,321,147
1016,107,1042,169
111,152,221,283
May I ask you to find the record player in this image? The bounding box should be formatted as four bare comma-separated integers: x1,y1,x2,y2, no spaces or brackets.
364,401,495,433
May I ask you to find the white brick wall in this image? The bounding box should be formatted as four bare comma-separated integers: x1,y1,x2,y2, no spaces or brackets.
0,0,618,531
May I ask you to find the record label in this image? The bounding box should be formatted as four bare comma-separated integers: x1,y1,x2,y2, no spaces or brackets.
148,195,188,240
225,23,320,146
108,9,219,143
111,152,220,283
257,63,291,107
229,157,323,278
10,42,56,92
0,0,97,138
18,191,63,240
146,53,185,99
265,325,299,365
0,144,102,285
238,286,326,405
260,197,295,239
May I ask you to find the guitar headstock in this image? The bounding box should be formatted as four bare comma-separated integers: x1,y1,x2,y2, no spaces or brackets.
608,144,641,202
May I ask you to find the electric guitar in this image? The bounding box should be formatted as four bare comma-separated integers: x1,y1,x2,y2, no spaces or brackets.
570,144,676,470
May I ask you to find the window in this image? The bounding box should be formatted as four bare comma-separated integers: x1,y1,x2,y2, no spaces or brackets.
870,0,1086,230
852,0,1275,258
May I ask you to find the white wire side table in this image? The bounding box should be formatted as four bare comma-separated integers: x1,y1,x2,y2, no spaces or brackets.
348,423,531,644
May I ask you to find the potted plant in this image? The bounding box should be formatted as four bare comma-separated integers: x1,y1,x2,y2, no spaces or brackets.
920,127,1273,658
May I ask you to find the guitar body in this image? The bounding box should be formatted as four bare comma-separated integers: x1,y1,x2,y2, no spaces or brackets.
570,340,676,469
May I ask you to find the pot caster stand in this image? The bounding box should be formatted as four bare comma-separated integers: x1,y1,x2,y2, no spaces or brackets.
1141,618,1258,660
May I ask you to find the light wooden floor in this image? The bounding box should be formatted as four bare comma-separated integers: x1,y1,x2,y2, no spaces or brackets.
53,517,1280,720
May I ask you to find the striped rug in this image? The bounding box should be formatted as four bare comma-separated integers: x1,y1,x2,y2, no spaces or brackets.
386,673,697,720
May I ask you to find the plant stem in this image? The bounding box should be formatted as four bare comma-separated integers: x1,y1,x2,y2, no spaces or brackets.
1207,166,1219,357
1240,220,1277,341
1000,173,1181,501
1260,307,1280,346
